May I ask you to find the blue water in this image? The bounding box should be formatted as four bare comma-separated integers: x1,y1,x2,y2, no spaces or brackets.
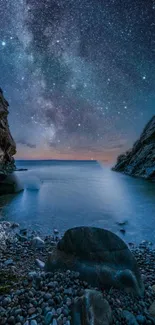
0,160,155,244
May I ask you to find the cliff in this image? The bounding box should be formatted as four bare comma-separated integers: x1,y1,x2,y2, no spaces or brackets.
0,88,16,181
113,116,155,180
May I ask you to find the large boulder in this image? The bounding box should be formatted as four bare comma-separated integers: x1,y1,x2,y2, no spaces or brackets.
45,227,144,296
71,289,112,325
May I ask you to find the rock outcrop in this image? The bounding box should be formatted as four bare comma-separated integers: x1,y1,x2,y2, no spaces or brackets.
113,116,155,180
43,227,144,296
0,88,18,194
0,88,16,176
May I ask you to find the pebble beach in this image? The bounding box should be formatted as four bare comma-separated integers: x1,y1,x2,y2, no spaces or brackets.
0,221,155,325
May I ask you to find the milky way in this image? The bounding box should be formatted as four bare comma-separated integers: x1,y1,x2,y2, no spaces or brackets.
0,0,155,161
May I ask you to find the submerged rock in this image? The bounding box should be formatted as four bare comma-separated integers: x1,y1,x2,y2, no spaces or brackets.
71,289,112,325
44,227,144,295
112,116,155,180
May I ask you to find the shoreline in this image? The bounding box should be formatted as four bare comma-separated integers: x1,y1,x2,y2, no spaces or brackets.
0,221,155,325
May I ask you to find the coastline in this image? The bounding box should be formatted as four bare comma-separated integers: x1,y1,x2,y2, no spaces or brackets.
0,221,155,325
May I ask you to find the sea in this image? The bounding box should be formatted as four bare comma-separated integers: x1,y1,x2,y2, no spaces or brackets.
0,160,155,244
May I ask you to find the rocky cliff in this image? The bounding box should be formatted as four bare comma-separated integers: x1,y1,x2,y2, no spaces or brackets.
0,88,16,181
113,116,155,180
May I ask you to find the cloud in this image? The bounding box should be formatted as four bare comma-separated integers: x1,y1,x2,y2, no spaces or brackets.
17,140,36,148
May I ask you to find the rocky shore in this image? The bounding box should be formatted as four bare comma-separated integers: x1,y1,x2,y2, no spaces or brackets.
113,116,155,180
1,222,155,325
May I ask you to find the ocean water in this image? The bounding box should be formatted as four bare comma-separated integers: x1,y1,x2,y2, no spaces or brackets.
0,160,155,244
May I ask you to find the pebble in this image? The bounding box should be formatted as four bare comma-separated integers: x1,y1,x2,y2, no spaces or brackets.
136,315,146,324
30,321,38,325
45,310,56,324
32,236,45,248
122,310,139,324
4,258,14,266
28,307,36,315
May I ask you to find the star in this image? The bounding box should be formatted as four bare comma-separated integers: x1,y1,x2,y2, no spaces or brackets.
0,0,154,161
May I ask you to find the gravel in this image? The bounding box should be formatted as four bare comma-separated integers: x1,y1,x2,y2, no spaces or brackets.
0,222,155,325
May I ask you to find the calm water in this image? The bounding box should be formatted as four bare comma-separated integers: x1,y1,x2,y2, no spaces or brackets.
0,160,155,244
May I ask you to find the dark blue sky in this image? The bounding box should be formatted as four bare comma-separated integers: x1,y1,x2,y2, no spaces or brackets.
0,0,155,161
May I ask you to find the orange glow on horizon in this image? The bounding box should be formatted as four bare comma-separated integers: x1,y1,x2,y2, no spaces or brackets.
15,145,121,164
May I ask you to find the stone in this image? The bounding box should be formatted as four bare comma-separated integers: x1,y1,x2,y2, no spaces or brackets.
28,307,36,315
45,227,144,295
149,300,155,318
136,315,146,324
32,236,45,248
71,289,112,325
152,285,155,292
52,319,58,325
11,222,19,228
3,296,11,306
20,229,27,236
30,321,38,325
4,258,14,266
45,309,56,324
35,259,45,269
122,310,138,325
112,115,155,180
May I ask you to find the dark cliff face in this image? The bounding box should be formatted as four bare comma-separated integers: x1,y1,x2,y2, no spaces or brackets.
0,88,16,179
113,116,155,180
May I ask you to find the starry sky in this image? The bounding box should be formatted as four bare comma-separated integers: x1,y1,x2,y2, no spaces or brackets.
0,0,155,162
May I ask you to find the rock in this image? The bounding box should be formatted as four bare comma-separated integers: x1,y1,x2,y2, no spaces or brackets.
3,296,11,306
119,229,126,234
52,319,58,325
122,310,138,324
116,220,128,226
20,229,27,236
16,233,28,242
45,309,56,324
0,89,16,187
8,316,15,324
112,115,155,180
28,307,36,315
35,259,45,269
30,321,38,325
149,300,155,318
45,227,144,295
28,271,37,280
11,222,19,228
4,258,14,266
152,285,155,292
0,89,23,195
32,236,45,248
136,315,146,324
71,289,112,325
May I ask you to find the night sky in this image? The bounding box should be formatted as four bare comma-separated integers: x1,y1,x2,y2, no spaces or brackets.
0,0,155,161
